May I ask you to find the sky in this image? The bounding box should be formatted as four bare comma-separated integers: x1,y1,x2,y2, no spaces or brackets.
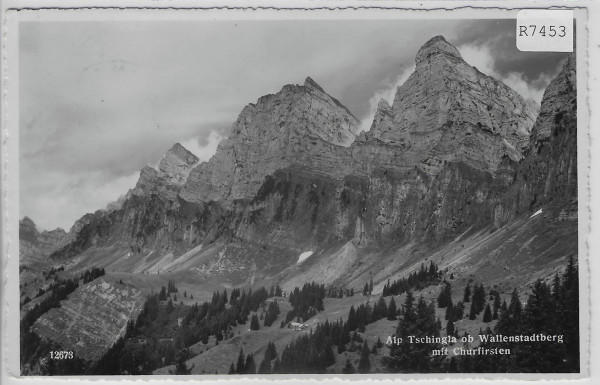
19,18,570,231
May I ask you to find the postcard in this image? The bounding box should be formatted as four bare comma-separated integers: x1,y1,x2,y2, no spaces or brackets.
1,2,595,384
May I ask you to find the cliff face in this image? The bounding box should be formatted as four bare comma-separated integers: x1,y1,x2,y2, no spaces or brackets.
42,36,575,283
131,143,199,199
180,77,360,205
498,54,577,223
19,217,70,266
354,36,537,176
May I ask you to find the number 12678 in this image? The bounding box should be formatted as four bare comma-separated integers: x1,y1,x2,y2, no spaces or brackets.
49,351,74,359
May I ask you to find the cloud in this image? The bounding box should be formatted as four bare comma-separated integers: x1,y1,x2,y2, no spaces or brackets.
458,44,550,104
180,130,224,163
358,65,415,133
20,169,140,231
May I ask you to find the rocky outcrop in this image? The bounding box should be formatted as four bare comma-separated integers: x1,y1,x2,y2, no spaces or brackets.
355,36,537,176
19,217,70,265
180,77,360,205
130,143,198,199
498,54,577,223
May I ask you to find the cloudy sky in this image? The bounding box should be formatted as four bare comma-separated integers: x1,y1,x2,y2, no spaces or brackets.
19,17,569,231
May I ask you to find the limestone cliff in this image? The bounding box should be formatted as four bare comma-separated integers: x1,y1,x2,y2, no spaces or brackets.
498,54,577,223
131,143,199,199
44,36,575,282
355,36,537,176
19,217,70,266
180,77,360,204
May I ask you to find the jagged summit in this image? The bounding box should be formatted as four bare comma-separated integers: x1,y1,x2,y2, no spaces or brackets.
158,142,199,184
361,34,537,176
131,143,199,198
415,35,462,65
180,77,359,204
304,76,326,93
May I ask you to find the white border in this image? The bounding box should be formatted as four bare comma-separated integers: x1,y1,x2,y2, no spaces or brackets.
1,1,598,385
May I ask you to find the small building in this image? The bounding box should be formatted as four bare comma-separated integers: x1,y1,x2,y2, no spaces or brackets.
290,322,305,331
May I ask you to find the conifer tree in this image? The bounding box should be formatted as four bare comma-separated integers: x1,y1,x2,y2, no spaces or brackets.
437,281,452,308
387,297,398,320
446,317,455,336
257,355,271,374
444,300,454,320
358,341,371,373
482,303,492,323
244,354,256,374
250,314,260,330
468,300,477,320
235,348,245,374
342,359,355,374
453,301,464,321
463,283,471,302
228,363,235,374
492,293,501,320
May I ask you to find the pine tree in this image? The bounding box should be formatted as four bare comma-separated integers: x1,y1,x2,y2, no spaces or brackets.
468,300,477,320
463,283,471,303
371,343,378,354
446,317,455,336
437,281,452,308
444,300,454,320
342,359,355,374
358,341,371,373
387,297,398,320
453,301,464,321
250,314,260,330
265,341,277,361
492,293,501,320
244,353,256,374
228,363,235,374
257,354,271,374
482,303,492,323
235,348,245,374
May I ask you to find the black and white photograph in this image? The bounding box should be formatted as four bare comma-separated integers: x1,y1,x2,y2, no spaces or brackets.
1,4,593,381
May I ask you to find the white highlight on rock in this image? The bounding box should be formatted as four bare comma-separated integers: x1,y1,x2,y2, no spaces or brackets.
530,209,543,218
297,251,313,265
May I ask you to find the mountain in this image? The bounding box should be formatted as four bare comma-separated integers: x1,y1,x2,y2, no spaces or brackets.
499,54,577,222
40,36,574,282
19,217,69,267
19,36,577,373
180,77,360,205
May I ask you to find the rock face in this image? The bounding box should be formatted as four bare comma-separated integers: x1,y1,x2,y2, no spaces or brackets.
180,77,360,204
131,143,199,199
33,279,145,361
356,36,537,175
19,217,70,265
44,35,575,286
498,54,577,223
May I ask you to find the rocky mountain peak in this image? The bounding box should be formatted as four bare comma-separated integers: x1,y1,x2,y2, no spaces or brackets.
158,142,199,185
304,76,326,93
181,78,359,204
415,35,462,66
20,216,39,243
364,35,537,176
130,143,198,198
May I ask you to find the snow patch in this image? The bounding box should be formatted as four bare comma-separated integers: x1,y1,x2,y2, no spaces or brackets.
297,251,313,265
530,209,543,218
